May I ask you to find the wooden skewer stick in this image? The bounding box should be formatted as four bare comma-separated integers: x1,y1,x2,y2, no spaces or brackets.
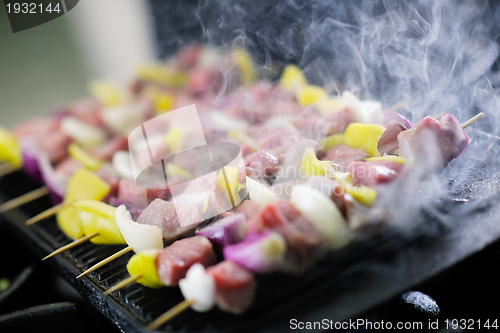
0,163,21,177
42,231,99,261
462,112,485,129
76,246,133,279
0,186,49,214
385,100,408,113
145,299,195,331
103,274,142,295
434,111,445,120
25,201,74,226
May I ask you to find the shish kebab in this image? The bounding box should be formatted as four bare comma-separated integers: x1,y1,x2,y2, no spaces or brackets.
0,44,484,330
0,44,253,213
105,111,482,331
0,68,480,272
0,46,410,270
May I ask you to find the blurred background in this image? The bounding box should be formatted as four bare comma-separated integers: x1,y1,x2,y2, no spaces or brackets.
0,0,155,127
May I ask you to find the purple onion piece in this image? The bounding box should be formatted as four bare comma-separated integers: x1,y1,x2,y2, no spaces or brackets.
196,213,247,250
109,197,143,221
38,153,65,204
223,231,287,274
382,111,412,130
20,140,42,183
440,114,470,158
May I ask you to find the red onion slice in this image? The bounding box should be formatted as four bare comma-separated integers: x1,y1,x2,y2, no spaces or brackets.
223,231,287,273
38,152,66,204
440,113,470,158
381,111,412,130
196,213,247,250
19,139,42,182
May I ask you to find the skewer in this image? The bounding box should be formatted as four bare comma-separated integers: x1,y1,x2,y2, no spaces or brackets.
25,201,74,226
434,111,445,120
145,299,195,331
0,163,21,177
136,112,488,331
0,186,50,214
384,100,407,113
462,112,485,129
42,231,99,260
103,274,142,295
0,186,49,214
76,246,133,279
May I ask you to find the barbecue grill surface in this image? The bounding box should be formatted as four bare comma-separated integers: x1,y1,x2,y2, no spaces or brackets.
1,166,500,333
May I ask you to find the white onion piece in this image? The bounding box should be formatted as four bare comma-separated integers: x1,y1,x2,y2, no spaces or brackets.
246,177,279,206
263,116,298,133
342,91,363,122
209,112,249,131
174,191,210,216
115,205,163,252
342,91,383,125
179,263,216,312
102,104,143,135
112,151,134,179
290,185,352,250
199,46,223,69
60,116,106,148
359,100,383,125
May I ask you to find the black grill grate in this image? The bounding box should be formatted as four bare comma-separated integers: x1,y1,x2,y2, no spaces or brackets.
2,170,500,333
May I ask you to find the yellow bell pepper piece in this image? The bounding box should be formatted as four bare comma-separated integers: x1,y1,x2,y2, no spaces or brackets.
56,168,110,240
154,92,174,114
228,130,258,152
136,63,187,88
233,48,256,85
280,64,307,90
296,85,327,107
166,163,194,180
318,133,345,151
73,200,125,244
68,143,103,171
88,81,123,107
143,87,175,115
165,127,183,153
127,249,164,288
344,123,386,157
342,183,378,206
0,127,22,167
365,156,406,164
325,170,377,206
300,148,331,177
217,166,245,205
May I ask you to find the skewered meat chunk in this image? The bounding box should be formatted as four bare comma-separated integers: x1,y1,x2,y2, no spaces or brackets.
137,198,202,241
245,150,281,180
156,236,217,286
118,179,149,209
205,261,256,314
398,114,469,171
377,111,412,155
247,200,327,274
87,136,128,161
322,144,370,170
349,160,405,186
232,199,261,220
117,179,171,210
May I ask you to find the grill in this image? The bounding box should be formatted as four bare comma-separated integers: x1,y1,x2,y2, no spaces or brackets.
3,1,500,331
2,166,500,332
